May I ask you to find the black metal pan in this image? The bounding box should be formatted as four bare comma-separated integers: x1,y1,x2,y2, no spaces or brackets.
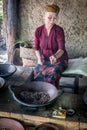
9,81,62,108
0,63,17,78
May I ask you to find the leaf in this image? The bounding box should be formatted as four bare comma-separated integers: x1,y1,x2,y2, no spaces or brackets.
15,40,28,48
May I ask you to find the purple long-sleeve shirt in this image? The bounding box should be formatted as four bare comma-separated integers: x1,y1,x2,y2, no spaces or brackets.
34,24,68,63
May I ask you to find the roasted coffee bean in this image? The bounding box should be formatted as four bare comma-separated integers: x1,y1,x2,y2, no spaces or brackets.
19,91,50,104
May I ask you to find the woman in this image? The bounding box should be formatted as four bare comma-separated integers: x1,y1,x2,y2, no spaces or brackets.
31,4,68,87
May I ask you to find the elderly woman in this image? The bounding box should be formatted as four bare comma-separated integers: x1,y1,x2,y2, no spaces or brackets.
31,4,68,87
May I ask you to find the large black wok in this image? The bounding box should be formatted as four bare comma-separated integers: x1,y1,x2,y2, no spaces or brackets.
0,63,17,78
9,81,61,108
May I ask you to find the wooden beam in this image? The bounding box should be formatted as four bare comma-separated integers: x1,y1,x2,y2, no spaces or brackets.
0,111,79,130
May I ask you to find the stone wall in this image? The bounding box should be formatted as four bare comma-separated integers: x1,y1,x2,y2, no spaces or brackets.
19,0,87,58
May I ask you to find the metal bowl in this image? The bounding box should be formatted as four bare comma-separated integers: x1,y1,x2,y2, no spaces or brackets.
0,118,25,130
9,81,61,108
0,64,17,78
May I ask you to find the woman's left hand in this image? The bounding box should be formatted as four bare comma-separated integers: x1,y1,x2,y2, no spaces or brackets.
50,55,57,64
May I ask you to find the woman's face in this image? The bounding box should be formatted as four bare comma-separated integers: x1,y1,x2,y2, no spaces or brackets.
44,12,57,28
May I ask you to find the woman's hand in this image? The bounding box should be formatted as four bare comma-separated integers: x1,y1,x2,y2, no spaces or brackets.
50,55,57,64
37,59,43,65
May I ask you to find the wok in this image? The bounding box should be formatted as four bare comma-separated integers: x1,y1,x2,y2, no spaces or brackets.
9,81,61,108
0,63,17,78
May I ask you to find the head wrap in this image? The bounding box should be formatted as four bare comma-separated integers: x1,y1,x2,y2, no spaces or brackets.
45,4,60,15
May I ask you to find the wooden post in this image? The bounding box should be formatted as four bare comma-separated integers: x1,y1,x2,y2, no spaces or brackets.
3,0,18,63
3,0,8,46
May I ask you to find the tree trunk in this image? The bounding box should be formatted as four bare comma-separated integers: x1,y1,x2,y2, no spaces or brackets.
3,0,8,43
3,0,18,63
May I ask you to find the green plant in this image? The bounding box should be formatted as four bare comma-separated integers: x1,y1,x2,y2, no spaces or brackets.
16,40,33,48
0,12,3,21
0,0,2,4
0,0,3,21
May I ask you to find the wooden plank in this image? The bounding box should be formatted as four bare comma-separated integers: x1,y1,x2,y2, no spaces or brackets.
80,122,87,129
0,111,79,130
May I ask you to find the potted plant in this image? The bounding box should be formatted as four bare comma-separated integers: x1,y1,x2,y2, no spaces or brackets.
16,40,37,67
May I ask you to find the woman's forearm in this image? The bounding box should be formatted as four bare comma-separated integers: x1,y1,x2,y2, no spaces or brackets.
35,50,42,65
35,50,41,59
54,49,64,59
50,49,64,64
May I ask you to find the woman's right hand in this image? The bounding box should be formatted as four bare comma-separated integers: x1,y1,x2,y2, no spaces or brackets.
37,59,43,65
50,55,57,64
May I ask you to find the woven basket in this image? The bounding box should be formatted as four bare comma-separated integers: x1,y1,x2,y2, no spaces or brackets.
22,58,37,67
20,46,36,60
20,46,37,67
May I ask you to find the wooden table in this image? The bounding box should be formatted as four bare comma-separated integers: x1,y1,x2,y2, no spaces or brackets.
0,66,87,130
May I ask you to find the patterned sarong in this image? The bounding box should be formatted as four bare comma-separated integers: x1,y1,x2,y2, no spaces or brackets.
31,60,67,87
